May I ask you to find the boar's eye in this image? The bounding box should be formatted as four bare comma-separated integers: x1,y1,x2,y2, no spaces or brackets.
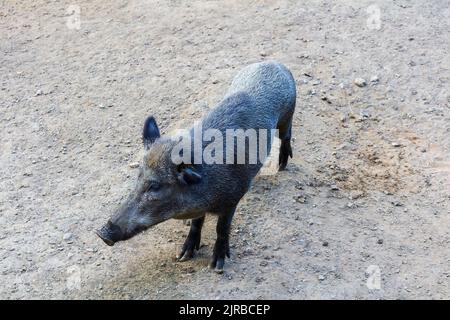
145,181,161,193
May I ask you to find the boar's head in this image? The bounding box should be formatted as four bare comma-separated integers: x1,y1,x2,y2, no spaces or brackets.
96,116,204,246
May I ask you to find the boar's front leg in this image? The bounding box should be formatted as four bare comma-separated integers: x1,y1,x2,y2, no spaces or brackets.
177,216,205,261
210,207,236,273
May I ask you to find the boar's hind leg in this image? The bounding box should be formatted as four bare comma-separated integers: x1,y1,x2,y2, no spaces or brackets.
210,207,236,273
278,112,293,171
177,216,205,262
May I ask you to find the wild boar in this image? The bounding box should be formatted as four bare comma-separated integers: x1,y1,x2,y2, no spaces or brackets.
97,61,296,273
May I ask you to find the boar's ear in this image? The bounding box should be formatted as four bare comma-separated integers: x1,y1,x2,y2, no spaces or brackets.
143,116,160,148
177,163,202,185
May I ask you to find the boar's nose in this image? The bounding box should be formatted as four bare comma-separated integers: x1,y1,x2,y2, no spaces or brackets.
96,220,123,246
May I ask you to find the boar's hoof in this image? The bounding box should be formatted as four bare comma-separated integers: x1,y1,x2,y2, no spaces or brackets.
177,233,201,262
210,255,227,274
210,258,224,274
210,240,230,273
177,249,195,262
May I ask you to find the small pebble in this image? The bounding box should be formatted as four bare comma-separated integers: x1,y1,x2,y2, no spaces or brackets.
359,109,371,120
63,233,73,242
295,195,307,204
354,78,367,87
347,202,356,208
129,162,140,169
370,75,379,83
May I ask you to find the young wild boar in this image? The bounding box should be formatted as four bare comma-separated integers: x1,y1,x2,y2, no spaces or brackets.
97,61,296,273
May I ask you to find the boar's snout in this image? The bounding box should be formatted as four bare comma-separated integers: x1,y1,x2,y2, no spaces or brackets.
96,220,123,246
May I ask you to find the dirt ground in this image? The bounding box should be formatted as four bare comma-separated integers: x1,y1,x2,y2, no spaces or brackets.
1,0,449,299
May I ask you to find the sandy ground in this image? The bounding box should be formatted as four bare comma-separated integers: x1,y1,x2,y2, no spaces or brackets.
0,0,449,299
